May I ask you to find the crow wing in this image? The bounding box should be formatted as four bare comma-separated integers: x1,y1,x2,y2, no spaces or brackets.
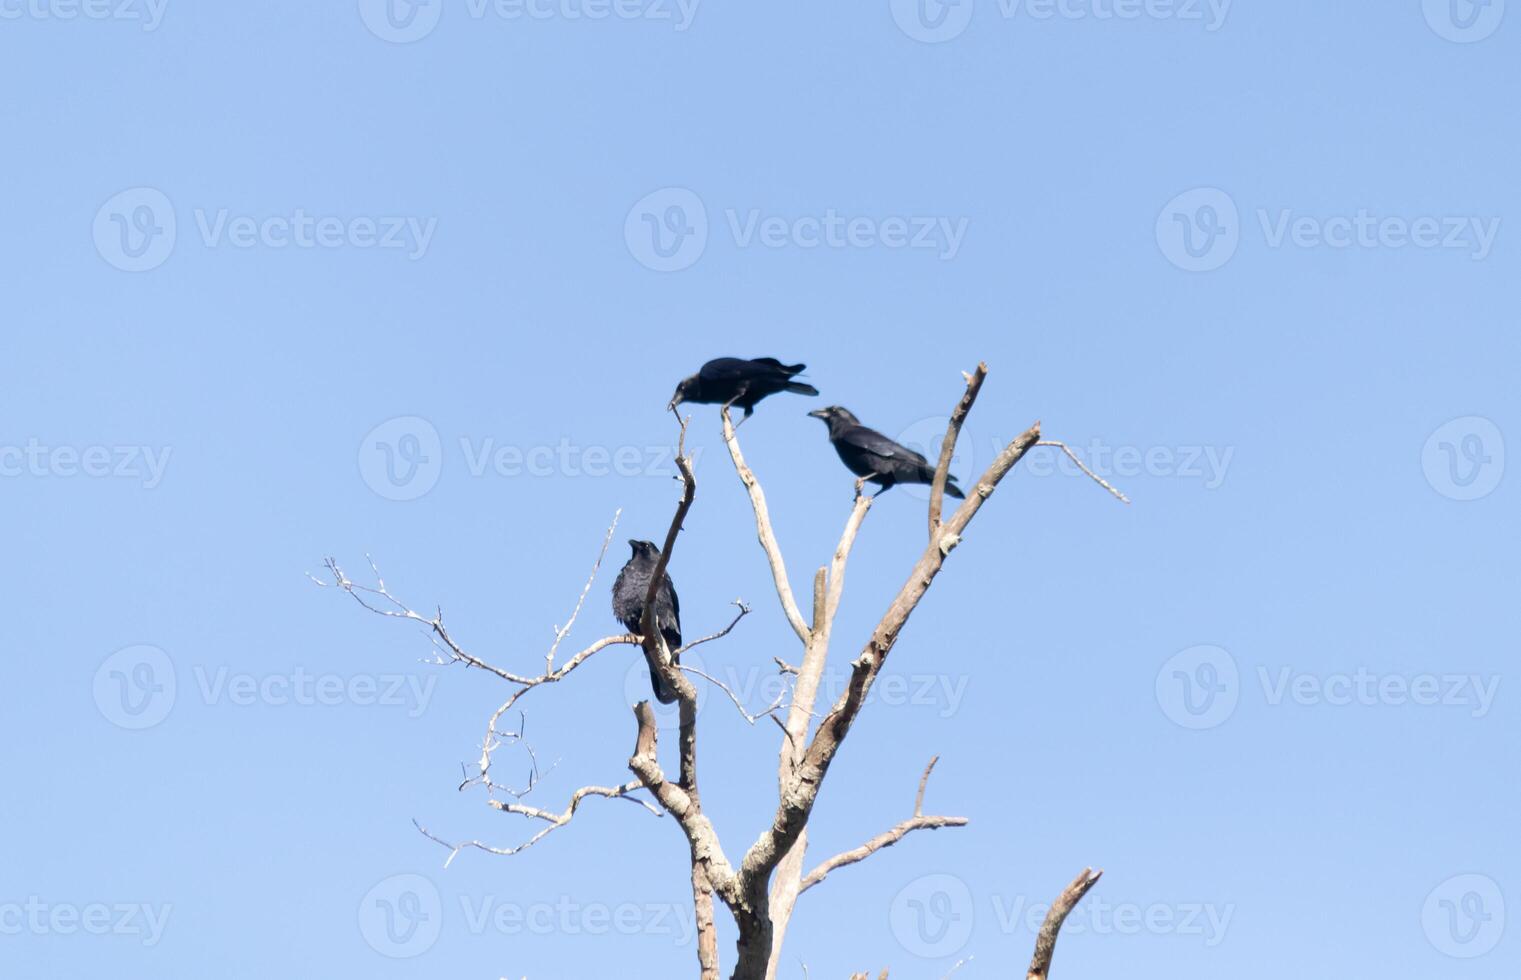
698,358,757,383
842,425,930,468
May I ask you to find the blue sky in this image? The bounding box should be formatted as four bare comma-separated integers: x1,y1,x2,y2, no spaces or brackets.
1,1,1515,977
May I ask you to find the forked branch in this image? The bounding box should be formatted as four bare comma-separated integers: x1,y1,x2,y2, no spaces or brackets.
797,757,968,894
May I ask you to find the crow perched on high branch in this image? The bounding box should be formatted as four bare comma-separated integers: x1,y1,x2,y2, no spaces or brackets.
668,357,819,422
809,405,965,499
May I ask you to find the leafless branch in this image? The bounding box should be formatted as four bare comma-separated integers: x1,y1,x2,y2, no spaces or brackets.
681,664,789,725
734,366,1044,980
675,600,752,655
470,631,638,792
413,779,661,867
1036,440,1132,504
628,701,741,906
929,364,987,539
1027,868,1103,980
797,757,968,894
546,508,624,670
722,406,812,644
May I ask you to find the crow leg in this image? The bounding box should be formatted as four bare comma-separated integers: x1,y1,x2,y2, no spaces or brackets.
723,392,755,428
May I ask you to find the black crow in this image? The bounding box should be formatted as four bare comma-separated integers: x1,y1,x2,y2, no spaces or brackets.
808,406,965,499
611,539,682,704
668,357,820,422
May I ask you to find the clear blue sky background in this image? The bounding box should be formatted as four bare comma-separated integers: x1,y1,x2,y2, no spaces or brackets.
1,2,1516,977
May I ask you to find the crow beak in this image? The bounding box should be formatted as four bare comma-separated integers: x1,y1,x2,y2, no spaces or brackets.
667,393,683,411
807,409,828,419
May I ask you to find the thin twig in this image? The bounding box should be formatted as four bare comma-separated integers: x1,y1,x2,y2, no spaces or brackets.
680,664,789,725
797,757,968,894
675,600,752,655
413,780,660,867
1035,440,1132,504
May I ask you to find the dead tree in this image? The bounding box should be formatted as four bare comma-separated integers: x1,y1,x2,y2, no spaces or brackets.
323,363,1121,978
